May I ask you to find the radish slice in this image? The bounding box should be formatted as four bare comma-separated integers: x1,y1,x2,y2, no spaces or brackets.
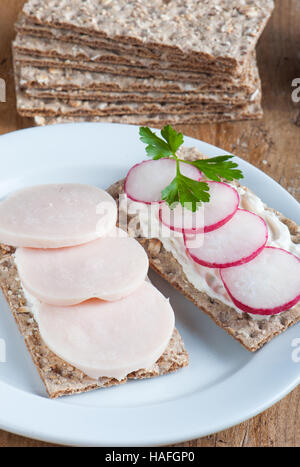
37,282,175,380
159,181,239,233
124,158,201,203
0,184,117,248
220,247,300,315
184,209,268,268
15,228,149,305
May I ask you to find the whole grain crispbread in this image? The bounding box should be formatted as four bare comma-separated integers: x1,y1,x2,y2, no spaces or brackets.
17,63,258,94
24,87,253,105
106,148,300,352
13,33,249,76
15,87,261,118
21,0,274,68
15,54,260,105
32,100,263,126
0,246,188,398
13,50,250,84
13,16,249,73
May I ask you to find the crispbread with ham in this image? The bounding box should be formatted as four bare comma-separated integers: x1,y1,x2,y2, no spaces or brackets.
0,183,189,398
0,245,188,398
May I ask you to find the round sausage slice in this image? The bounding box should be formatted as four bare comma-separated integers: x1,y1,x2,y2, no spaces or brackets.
37,282,175,380
15,228,149,305
0,183,117,248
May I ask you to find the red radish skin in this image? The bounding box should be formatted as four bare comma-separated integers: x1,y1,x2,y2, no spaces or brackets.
159,181,239,234
124,158,202,204
184,209,268,268
159,202,205,234
220,247,300,315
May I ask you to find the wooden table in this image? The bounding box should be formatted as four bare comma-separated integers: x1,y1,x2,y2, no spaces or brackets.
0,0,299,448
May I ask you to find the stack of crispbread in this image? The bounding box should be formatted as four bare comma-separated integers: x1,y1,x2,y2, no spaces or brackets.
13,0,274,127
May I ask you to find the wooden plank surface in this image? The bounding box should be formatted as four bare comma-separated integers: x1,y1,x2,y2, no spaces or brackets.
0,0,299,448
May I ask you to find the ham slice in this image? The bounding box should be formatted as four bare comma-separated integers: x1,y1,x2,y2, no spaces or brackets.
0,184,117,248
37,282,175,380
15,228,149,304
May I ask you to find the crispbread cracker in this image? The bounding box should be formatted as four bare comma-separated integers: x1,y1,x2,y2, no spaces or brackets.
13,50,251,84
0,246,188,398
32,100,263,126
106,150,300,352
15,87,261,118
13,33,248,76
15,54,260,105
22,0,274,68
14,16,247,74
17,64,258,94
24,87,253,105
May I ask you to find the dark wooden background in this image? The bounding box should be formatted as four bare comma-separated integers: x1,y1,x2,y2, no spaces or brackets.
0,0,299,447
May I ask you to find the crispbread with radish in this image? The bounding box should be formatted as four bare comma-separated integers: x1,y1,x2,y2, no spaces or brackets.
107,145,300,352
184,209,268,268
220,247,300,315
125,158,201,204
159,181,239,234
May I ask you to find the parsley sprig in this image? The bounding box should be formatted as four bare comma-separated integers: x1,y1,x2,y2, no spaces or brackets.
139,125,243,212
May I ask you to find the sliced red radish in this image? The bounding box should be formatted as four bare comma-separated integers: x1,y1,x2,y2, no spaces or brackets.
184,209,268,268
159,181,239,233
220,247,300,315
15,228,149,305
0,184,117,248
37,282,175,380
124,158,201,204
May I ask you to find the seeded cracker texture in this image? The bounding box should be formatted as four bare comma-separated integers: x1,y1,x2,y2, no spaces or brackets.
17,62,259,94
15,60,259,103
13,63,262,122
106,147,300,352
32,103,263,126
15,89,262,118
23,87,256,105
14,56,260,105
12,48,252,85
15,52,237,84
13,15,253,74
14,17,250,73
12,41,260,97
0,246,188,398
21,0,274,69
13,33,251,76
14,66,262,121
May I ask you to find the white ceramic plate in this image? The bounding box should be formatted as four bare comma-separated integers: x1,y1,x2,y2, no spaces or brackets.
0,123,299,447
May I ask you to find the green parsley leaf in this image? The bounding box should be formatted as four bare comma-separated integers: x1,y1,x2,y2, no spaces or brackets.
139,125,184,160
160,125,184,154
139,125,244,211
187,156,244,182
161,172,210,212
139,127,173,159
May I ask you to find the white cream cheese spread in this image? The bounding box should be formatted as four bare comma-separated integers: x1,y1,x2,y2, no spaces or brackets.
120,185,300,319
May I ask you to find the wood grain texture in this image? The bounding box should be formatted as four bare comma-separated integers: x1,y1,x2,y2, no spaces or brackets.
0,0,299,448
